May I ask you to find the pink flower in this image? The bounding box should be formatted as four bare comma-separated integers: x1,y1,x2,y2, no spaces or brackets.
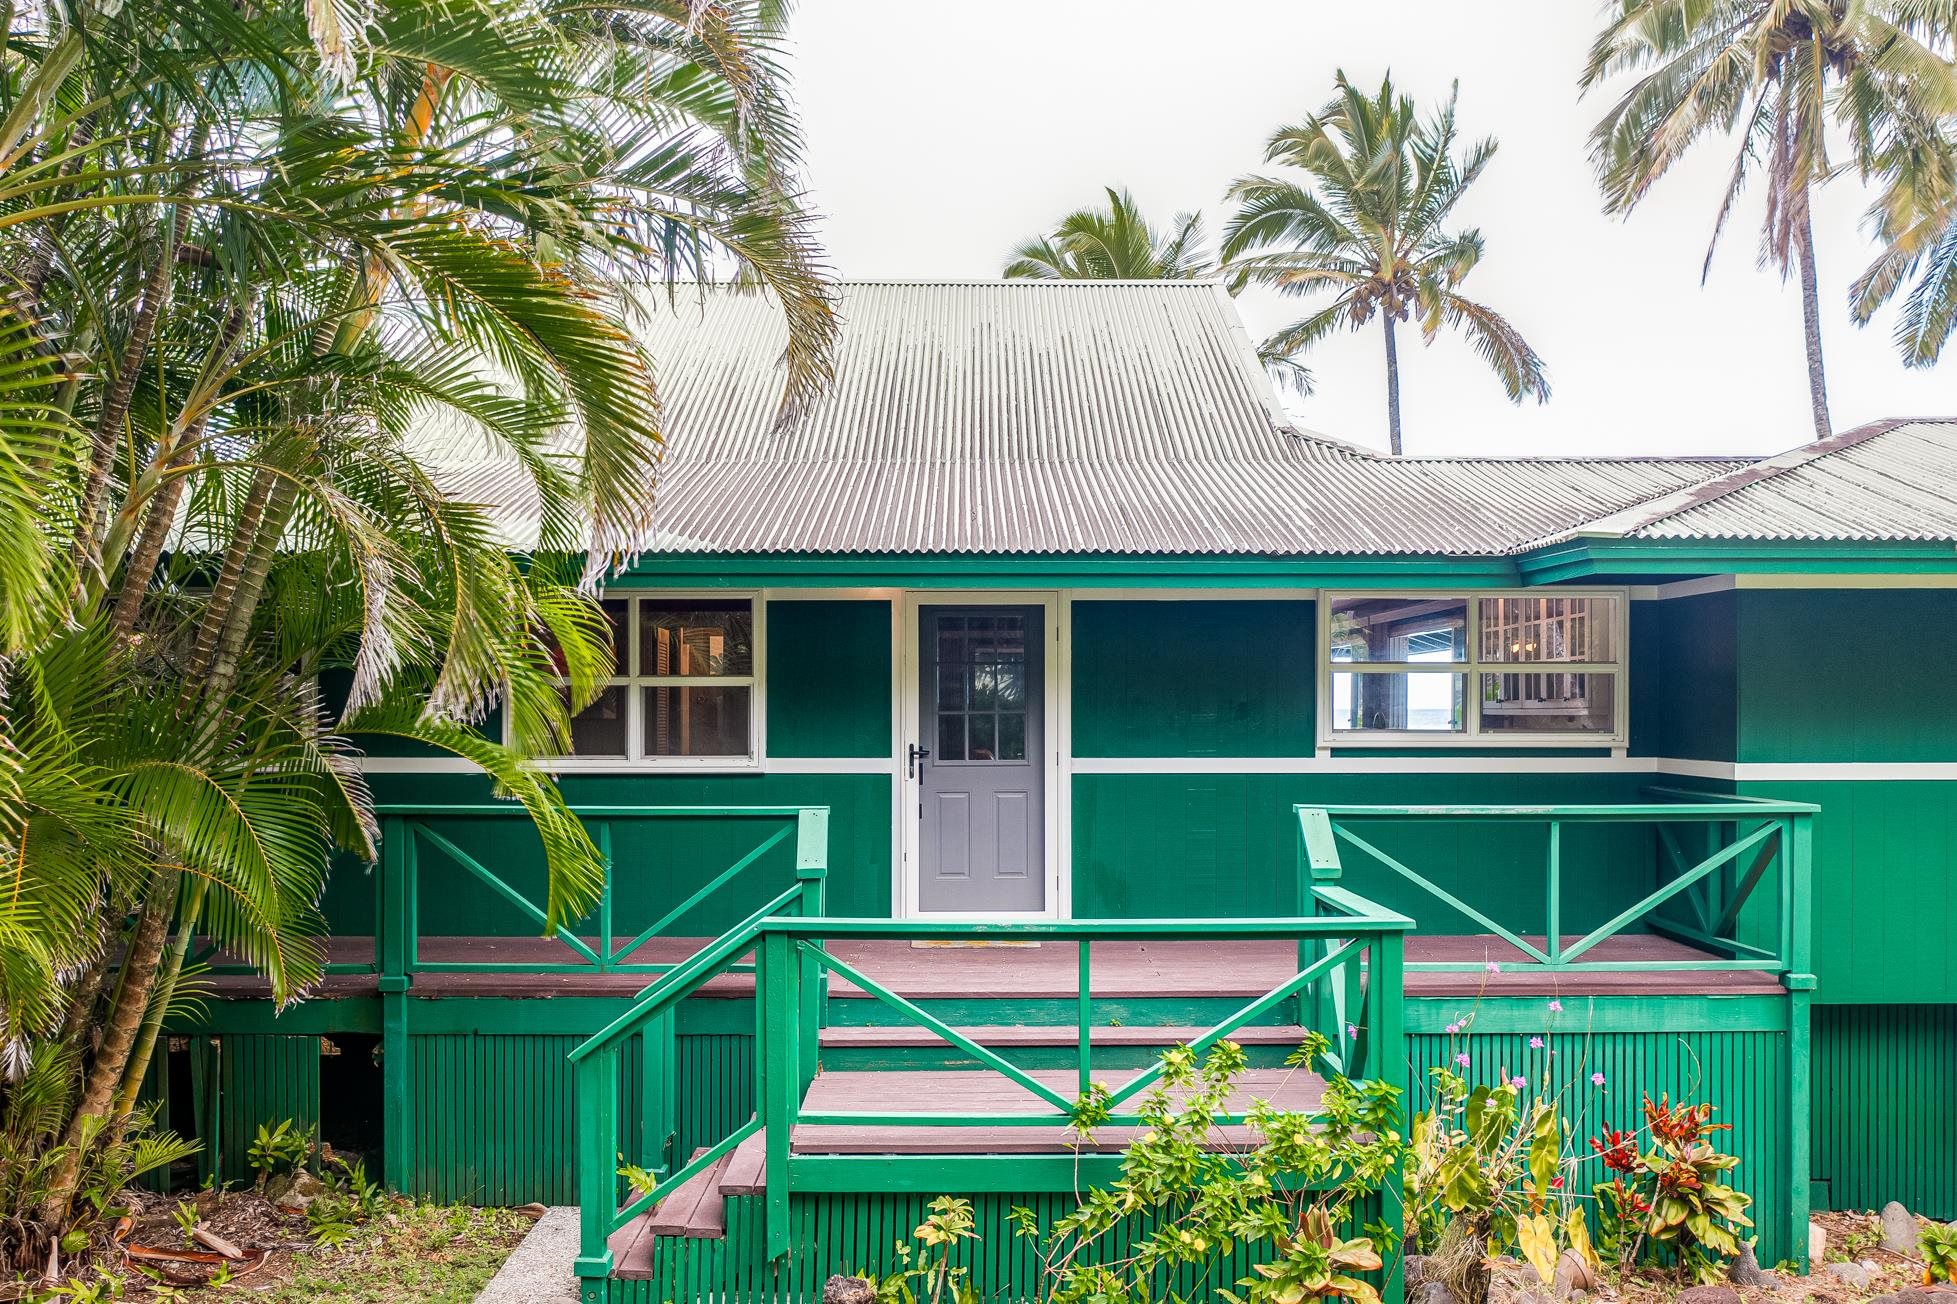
1345,1023,1357,1041
1454,1052,1471,1068
1548,999,1564,1013
1486,961,1502,975
1590,1072,1607,1086
1509,1076,1527,1090
1528,1036,1545,1050
1445,1022,1462,1035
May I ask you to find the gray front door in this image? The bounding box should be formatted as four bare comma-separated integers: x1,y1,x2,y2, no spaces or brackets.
916,606,1045,912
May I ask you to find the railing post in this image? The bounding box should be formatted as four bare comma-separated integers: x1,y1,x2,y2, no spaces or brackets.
1077,940,1092,1099
574,1045,619,1294
759,928,797,1261
1785,812,1816,1271
1546,821,1562,962
596,822,614,971
1296,807,1344,1030
640,1010,676,1180
378,817,414,1193
1373,925,1406,1304
795,809,829,1095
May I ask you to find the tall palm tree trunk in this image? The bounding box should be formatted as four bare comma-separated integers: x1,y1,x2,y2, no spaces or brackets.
1383,314,1404,456
1795,210,1832,441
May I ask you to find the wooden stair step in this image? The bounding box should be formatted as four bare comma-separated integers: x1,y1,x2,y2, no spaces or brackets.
721,1127,766,1195
821,1023,1308,1049
645,1148,732,1240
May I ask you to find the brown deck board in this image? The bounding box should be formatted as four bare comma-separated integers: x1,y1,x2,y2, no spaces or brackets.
201,932,1784,1001
720,1129,766,1195
820,1023,1308,1048
791,1067,1324,1154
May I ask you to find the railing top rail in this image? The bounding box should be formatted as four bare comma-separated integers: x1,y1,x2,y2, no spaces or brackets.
375,803,829,818
1294,800,1819,819
747,912,1414,938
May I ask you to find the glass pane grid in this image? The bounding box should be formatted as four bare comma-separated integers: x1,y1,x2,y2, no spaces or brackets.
561,595,757,761
934,612,1028,763
1326,593,1621,738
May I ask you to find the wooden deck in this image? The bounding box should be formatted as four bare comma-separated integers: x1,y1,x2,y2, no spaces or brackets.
207,932,1785,999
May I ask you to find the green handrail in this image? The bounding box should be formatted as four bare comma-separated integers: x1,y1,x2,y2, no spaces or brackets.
571,900,1412,1287
1294,793,1816,977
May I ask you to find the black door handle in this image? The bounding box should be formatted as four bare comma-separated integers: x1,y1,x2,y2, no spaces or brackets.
907,743,931,779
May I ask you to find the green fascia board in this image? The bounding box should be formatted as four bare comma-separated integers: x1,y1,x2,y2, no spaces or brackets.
1516,538,1957,583
166,993,757,1037
610,551,1522,588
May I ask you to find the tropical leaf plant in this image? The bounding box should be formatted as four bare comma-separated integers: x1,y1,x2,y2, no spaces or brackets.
1004,186,1212,281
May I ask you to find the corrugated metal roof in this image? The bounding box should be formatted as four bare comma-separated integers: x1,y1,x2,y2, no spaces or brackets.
430,281,1758,558
1543,418,1957,544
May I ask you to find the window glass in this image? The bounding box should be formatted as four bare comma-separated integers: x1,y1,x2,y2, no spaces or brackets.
1479,672,1616,733
1478,596,1616,663
569,685,628,755
1330,671,1466,732
1330,597,1467,662
643,685,751,757
639,600,753,677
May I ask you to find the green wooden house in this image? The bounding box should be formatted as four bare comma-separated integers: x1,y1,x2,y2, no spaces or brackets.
173,282,1957,1302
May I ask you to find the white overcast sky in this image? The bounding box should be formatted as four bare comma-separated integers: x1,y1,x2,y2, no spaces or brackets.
784,1,1954,458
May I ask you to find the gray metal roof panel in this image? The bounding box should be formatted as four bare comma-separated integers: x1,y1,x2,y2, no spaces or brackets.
425,281,1768,558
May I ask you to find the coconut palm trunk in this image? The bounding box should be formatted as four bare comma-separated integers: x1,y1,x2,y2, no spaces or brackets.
1383,314,1404,456
1795,210,1832,441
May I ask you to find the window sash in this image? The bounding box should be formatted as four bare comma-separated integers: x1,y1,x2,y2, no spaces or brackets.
1321,591,1625,744
556,594,760,765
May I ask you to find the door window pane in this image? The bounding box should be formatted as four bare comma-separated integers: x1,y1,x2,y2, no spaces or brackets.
1480,672,1616,733
639,600,753,677
934,611,1028,764
569,685,628,755
1330,597,1467,662
1479,596,1616,663
1329,671,1466,732
643,685,751,757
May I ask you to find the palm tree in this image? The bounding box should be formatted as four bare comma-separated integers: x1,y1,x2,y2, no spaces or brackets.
1220,73,1547,455
1849,63,1957,364
1005,186,1211,280
0,0,833,1269
1582,1,1957,440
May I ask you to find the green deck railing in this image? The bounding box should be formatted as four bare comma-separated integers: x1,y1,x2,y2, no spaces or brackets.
568,900,1414,1290
1295,789,1817,978
366,803,831,977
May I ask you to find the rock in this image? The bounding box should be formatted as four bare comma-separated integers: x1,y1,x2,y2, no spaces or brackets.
511,1202,548,1220
1885,1203,1921,1255
1826,1261,1874,1290
821,1275,875,1304
1677,1287,1742,1304
1418,1282,1461,1304
1405,1256,1436,1290
1730,1243,1776,1287
1556,1249,1601,1295
265,1169,328,1211
1811,1221,1830,1270
191,1225,245,1260
1871,1290,1957,1304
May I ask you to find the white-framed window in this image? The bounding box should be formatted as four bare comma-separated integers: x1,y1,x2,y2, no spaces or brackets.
549,593,764,768
1319,590,1626,746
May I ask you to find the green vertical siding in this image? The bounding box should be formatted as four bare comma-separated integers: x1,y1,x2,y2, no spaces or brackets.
1631,591,1738,761
608,1190,1321,1304
1072,772,1658,925
1071,600,1316,756
1739,778,1957,1003
1409,1023,1793,1264
402,1029,754,1205
217,1035,321,1183
1739,590,1957,763
1812,1004,1957,1218
765,600,892,758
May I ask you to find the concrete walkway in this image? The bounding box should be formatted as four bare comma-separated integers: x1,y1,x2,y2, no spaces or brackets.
476,1206,581,1304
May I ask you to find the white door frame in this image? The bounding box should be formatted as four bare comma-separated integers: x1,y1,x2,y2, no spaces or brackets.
897,591,1063,920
